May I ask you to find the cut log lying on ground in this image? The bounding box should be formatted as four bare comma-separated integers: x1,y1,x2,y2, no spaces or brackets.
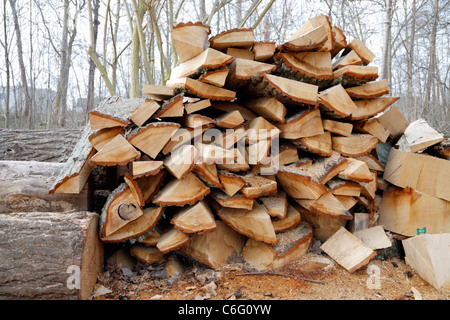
0,211,103,300
44,14,448,280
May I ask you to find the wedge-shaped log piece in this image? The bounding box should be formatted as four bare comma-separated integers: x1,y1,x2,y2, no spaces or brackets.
170,47,234,80
319,84,358,118
89,127,123,151
179,220,245,269
167,77,236,101
275,166,327,200
138,228,160,246
294,203,346,242
332,134,378,157
291,14,334,52
353,225,392,250
327,178,362,197
402,233,450,290
246,139,272,165
171,200,216,234
337,158,374,183
211,101,257,120
142,85,176,101
322,119,353,137
292,131,332,156
136,170,167,204
227,47,254,60
297,150,348,185
215,202,278,244
243,222,313,271
89,134,140,167
277,108,323,139
378,187,450,237
353,118,390,143
199,68,229,87
240,173,278,198
225,58,276,89
156,227,190,253
245,116,281,143
49,126,95,194
296,191,353,220
355,154,384,172
216,125,246,149
153,172,210,206
193,162,223,188
281,25,328,52
124,174,145,207
99,183,144,238
332,50,362,70
342,39,375,65
320,227,376,273
196,143,236,164
255,74,319,107
218,170,245,196
211,189,254,210
184,114,216,128
260,190,288,219
375,105,409,142
360,171,377,200
345,79,389,99
130,99,160,126
101,206,164,243
215,110,245,128
184,98,211,114
333,65,378,87
153,93,185,118
252,41,276,61
89,97,143,131
131,161,164,179
209,28,254,51
402,118,444,153
130,245,164,265
127,122,180,159
330,25,346,57
246,97,286,123
350,96,399,121
275,51,333,84
163,145,198,179
171,21,211,62
272,205,302,233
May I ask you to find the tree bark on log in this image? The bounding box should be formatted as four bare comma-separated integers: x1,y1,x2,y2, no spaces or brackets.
0,211,103,300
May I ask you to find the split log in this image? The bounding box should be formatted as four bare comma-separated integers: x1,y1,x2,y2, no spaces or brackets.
166,77,236,101
353,118,390,143
130,245,165,265
142,85,176,101
345,79,389,99
89,134,140,167
215,110,245,128
153,93,185,118
332,50,363,69
156,227,190,253
375,105,409,142
209,28,254,51
227,47,254,60
378,187,450,237
295,191,353,220
353,226,392,250
332,134,378,157
322,119,353,137
355,154,384,172
163,145,198,179
179,220,245,269
218,170,246,196
280,25,328,52
171,200,216,234
211,189,254,210
337,157,373,182
401,119,444,153
214,202,278,244
130,99,161,126
0,160,89,213
350,96,399,121
184,98,211,114
260,190,288,219
252,41,276,61
292,131,332,156
101,206,164,243
274,51,333,86
276,108,324,139
199,68,229,87
320,226,376,273
89,97,142,131
239,173,278,198
225,58,276,90
327,178,362,197
0,211,103,300
332,65,378,87
288,14,334,52
88,127,124,151
243,222,313,271
341,39,375,65
318,84,358,118
153,172,210,206
127,122,180,159
245,97,286,123
192,162,223,188
170,47,234,80
272,204,302,233
171,21,211,63
131,161,164,179
383,148,450,202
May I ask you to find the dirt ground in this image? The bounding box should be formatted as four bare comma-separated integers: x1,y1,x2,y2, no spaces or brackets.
92,247,449,301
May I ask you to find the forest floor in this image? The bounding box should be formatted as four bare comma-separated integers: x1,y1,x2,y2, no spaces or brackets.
92,249,450,301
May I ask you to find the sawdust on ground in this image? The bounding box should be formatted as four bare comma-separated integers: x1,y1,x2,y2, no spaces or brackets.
92,252,449,301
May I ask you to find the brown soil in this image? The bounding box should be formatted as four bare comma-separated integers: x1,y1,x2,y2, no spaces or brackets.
92,250,449,301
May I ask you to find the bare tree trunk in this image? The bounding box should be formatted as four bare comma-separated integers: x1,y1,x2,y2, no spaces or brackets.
407,0,416,120
423,0,439,119
2,0,10,128
86,0,100,123
381,0,393,89
9,0,32,129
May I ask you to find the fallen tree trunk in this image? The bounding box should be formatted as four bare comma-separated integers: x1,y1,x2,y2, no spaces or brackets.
0,211,103,300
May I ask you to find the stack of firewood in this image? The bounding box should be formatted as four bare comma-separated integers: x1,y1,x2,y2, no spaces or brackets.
50,13,447,275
